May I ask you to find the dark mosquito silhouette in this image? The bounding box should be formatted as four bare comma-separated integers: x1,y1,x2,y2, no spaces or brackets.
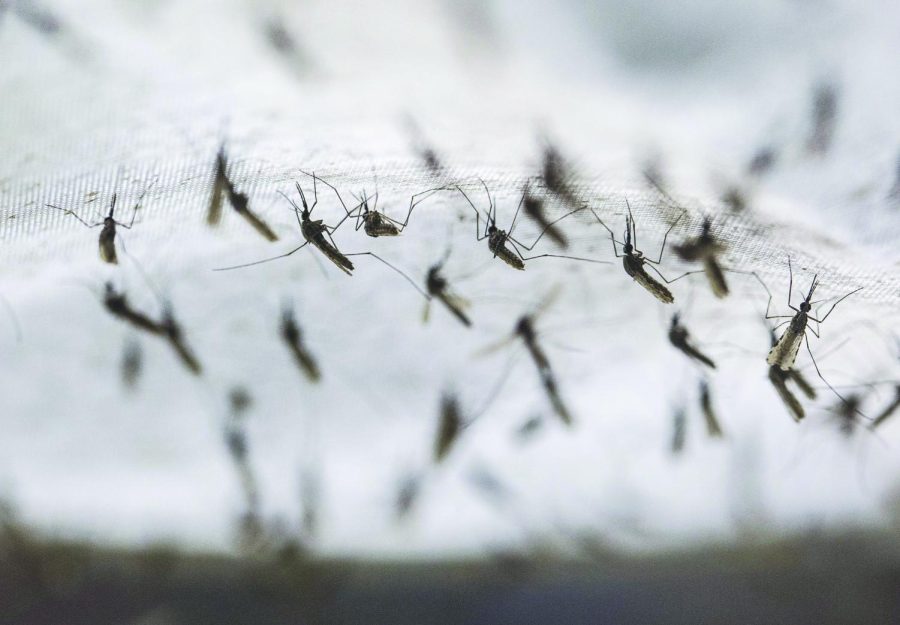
720,186,747,212
522,182,568,249
121,339,142,390
403,115,445,177
807,82,838,155
314,174,438,238
540,142,578,206
672,217,729,298
47,182,155,264
768,365,806,423
747,146,777,177
481,290,574,426
668,312,716,369
457,181,596,271
592,199,688,304
434,392,463,464
215,173,427,296
280,303,321,382
264,14,312,75
102,282,164,335
224,387,263,552
871,385,900,430
424,252,471,327
830,393,864,437
158,302,203,376
699,380,724,438
764,259,862,414
206,144,278,241
671,406,687,455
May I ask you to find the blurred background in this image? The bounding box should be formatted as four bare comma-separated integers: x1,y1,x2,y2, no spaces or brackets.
1,0,899,623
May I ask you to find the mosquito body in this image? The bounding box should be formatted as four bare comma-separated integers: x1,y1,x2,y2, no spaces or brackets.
47,186,151,264
766,325,817,401
831,394,864,437
593,201,685,304
424,259,471,327
699,380,723,438
458,182,591,271
206,144,278,241
871,385,900,430
434,392,463,464
668,313,715,369
523,184,567,248
102,282,163,335
159,304,203,375
514,313,573,426
280,305,321,382
672,217,729,298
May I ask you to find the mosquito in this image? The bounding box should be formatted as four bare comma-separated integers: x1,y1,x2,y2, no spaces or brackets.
672,217,729,298
870,385,900,430
699,380,724,438
158,302,203,376
522,182,568,249
315,174,438,238
829,393,865,437
671,406,687,454
668,312,716,369
457,181,597,271
434,392,463,464
592,199,688,304
747,146,777,177
424,252,471,328
224,386,263,551
47,181,155,264
121,339,142,390
767,324,817,401
807,82,838,155
102,282,164,335
768,365,806,422
280,303,321,382
541,143,578,206
206,144,278,241
481,289,574,426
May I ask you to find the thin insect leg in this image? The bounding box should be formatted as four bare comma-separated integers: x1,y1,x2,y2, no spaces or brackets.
645,207,687,265
520,252,612,264
508,191,525,238
772,319,793,333
808,323,820,339
121,174,160,229
477,178,495,233
344,252,429,299
348,190,366,231
325,209,354,233
212,242,309,271
46,204,101,228
395,186,444,230
510,205,589,251
306,170,354,218
807,286,863,324
277,190,305,229
589,208,624,258
804,333,869,422
787,257,795,310
456,186,487,241
644,264,704,285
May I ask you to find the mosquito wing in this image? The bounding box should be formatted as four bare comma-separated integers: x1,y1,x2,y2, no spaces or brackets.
768,366,805,422
703,257,729,299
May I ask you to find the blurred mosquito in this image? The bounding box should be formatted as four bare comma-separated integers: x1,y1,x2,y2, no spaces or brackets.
699,380,724,438
121,339,142,390
394,471,423,521
768,365,806,422
434,392,463,464
829,393,865,437
457,181,598,271
102,282,164,335
672,217,729,298
403,115,445,178
871,385,900,430
671,406,687,454
720,186,747,212
158,302,203,376
592,199,688,304
764,260,862,408
747,146,777,177
280,303,321,382
206,144,278,241
807,82,838,155
47,180,156,265
424,251,472,328
540,142,578,206
522,182,568,249
668,312,716,369
480,288,574,426
224,387,263,551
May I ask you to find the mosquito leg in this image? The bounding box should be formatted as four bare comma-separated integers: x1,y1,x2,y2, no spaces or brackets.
809,286,863,324
589,208,624,258
395,186,445,230
645,265,704,285
804,333,868,422
456,185,487,241
344,252,430,299
46,204,100,228
648,208,687,265
308,171,354,218
508,191,525,238
213,241,309,271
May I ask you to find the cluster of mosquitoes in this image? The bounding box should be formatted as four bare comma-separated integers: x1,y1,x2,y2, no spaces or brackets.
6,5,900,550
34,129,900,552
